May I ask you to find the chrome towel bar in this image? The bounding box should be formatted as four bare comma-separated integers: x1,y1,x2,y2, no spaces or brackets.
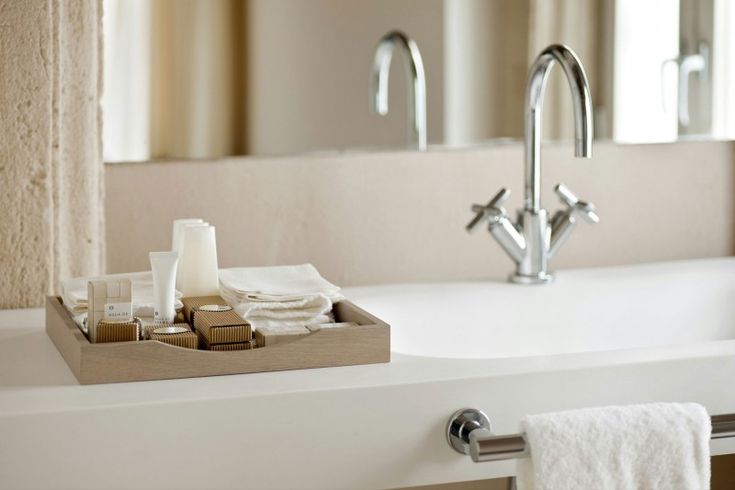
447,408,735,463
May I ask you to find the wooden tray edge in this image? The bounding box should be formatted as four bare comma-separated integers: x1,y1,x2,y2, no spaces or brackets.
45,296,390,384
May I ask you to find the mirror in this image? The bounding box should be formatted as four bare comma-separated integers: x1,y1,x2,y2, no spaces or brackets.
102,0,735,162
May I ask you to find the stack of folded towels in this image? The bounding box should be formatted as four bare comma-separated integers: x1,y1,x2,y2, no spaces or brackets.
218,264,344,331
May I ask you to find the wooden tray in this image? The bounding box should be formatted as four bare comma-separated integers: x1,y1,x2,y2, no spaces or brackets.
45,296,390,384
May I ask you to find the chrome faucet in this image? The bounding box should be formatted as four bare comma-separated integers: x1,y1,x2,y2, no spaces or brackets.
370,31,427,151
466,44,599,284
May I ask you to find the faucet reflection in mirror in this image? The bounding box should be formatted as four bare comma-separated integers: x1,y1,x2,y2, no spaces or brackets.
467,44,598,285
370,30,427,151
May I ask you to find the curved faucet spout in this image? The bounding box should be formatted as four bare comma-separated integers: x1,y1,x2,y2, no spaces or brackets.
524,44,593,212
370,31,427,151
467,44,596,284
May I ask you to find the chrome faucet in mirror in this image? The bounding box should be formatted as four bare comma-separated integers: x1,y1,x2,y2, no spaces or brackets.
370,30,427,151
467,44,598,284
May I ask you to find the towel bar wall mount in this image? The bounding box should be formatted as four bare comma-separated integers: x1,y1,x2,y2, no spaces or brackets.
447,408,735,463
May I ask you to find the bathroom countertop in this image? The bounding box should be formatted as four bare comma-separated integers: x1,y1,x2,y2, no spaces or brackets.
1,305,734,489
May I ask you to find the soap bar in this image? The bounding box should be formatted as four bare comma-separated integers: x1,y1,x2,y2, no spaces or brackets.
146,324,198,349
181,295,228,323
255,326,310,347
207,342,252,351
198,334,253,351
192,306,251,344
87,279,132,343
96,318,140,343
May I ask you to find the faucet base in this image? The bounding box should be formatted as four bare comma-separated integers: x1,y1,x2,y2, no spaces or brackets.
510,272,554,285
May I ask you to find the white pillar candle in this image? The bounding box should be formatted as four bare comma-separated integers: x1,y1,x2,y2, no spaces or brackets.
178,225,220,297
173,219,207,291
172,218,204,252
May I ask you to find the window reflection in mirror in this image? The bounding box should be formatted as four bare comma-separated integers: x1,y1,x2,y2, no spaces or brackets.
102,0,735,162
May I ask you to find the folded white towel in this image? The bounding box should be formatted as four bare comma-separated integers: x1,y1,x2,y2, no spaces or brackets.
61,271,184,317
219,264,343,302
219,264,343,330
246,314,333,331
225,294,332,320
516,402,711,490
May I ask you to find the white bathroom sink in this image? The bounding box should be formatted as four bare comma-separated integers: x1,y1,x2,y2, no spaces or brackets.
3,259,735,489
345,258,735,359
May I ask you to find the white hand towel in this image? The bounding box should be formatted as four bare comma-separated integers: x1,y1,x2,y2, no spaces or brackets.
246,314,333,331
219,264,343,330
516,402,711,490
219,264,343,302
229,294,332,322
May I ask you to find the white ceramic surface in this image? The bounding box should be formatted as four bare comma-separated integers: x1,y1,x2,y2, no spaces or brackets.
345,259,735,359
1,258,735,489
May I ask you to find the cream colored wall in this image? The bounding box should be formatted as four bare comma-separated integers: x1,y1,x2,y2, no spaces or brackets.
106,141,735,284
0,0,104,308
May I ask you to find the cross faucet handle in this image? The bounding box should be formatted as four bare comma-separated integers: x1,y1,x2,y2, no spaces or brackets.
466,188,511,233
554,183,599,223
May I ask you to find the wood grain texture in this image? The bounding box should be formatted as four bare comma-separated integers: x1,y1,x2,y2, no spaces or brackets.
45,296,390,384
45,297,85,380
712,454,735,490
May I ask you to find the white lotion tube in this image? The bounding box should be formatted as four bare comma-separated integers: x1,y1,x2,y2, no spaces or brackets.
150,251,179,324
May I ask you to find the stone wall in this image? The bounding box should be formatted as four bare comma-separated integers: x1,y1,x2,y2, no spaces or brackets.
0,0,104,308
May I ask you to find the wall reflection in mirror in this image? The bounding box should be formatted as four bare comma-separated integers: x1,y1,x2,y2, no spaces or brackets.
103,0,735,162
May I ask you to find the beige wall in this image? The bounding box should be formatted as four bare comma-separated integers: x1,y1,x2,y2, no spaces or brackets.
106,140,735,284
0,1,104,308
